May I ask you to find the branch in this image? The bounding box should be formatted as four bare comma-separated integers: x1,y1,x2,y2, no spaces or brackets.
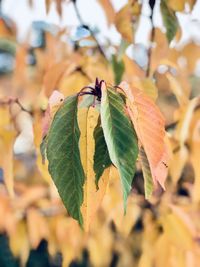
0,98,32,115
72,0,107,60
146,2,156,77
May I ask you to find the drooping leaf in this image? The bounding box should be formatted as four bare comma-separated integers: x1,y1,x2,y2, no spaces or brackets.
161,0,178,43
78,107,110,230
139,147,153,199
93,117,112,188
115,2,141,43
100,84,138,210
46,95,85,225
120,81,169,189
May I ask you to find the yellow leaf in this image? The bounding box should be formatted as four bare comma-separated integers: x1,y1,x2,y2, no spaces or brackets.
79,107,110,231
168,0,185,11
43,60,76,97
161,212,193,250
27,208,49,249
0,106,16,197
115,2,141,43
166,72,189,106
150,28,169,76
9,220,30,266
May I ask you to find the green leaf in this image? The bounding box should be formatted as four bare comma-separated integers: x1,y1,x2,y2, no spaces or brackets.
101,87,138,210
78,94,94,108
140,147,153,199
93,117,112,189
161,0,178,43
46,95,85,225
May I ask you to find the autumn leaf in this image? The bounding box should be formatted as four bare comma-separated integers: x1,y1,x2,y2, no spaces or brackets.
139,147,154,199
98,0,115,26
120,81,168,189
0,106,16,197
47,95,85,225
78,107,110,230
101,83,138,210
115,1,141,43
93,117,112,188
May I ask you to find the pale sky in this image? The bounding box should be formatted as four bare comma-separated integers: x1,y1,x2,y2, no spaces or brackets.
2,0,200,47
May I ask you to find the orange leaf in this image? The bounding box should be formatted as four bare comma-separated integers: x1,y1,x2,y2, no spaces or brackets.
98,0,115,26
120,81,169,189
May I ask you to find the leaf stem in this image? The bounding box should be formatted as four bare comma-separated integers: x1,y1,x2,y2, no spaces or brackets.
146,2,155,77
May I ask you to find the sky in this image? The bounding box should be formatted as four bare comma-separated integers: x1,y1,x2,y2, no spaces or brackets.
2,0,200,47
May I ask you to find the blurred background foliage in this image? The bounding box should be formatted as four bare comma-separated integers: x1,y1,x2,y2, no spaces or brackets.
0,0,200,266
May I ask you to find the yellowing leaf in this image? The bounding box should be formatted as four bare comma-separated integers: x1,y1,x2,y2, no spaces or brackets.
166,72,189,106
120,81,169,189
140,147,154,199
27,208,49,249
79,107,110,231
161,212,193,250
0,106,16,197
43,61,76,97
9,221,29,266
115,3,140,43
168,0,185,11
150,28,169,76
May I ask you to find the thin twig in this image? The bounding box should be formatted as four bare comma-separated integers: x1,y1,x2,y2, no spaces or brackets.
72,0,107,60
0,98,32,115
146,5,155,77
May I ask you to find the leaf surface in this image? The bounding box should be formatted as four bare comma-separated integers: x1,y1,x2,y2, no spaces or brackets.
139,147,153,199
93,118,112,188
47,95,85,225
120,81,168,189
78,108,110,230
101,84,138,209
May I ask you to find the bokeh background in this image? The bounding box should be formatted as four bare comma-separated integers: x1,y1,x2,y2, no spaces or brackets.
0,0,200,266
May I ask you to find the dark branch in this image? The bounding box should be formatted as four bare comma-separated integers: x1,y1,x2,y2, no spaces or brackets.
146,2,156,77
72,0,107,60
0,98,32,115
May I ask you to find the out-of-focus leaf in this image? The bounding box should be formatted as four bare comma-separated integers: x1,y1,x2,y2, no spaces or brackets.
47,95,85,225
43,61,76,97
161,0,178,43
98,0,115,26
115,2,141,43
166,72,188,106
168,0,185,11
101,84,138,210
27,208,49,249
0,106,16,197
121,81,168,189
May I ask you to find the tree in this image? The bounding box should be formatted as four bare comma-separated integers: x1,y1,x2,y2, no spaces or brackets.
0,0,200,266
